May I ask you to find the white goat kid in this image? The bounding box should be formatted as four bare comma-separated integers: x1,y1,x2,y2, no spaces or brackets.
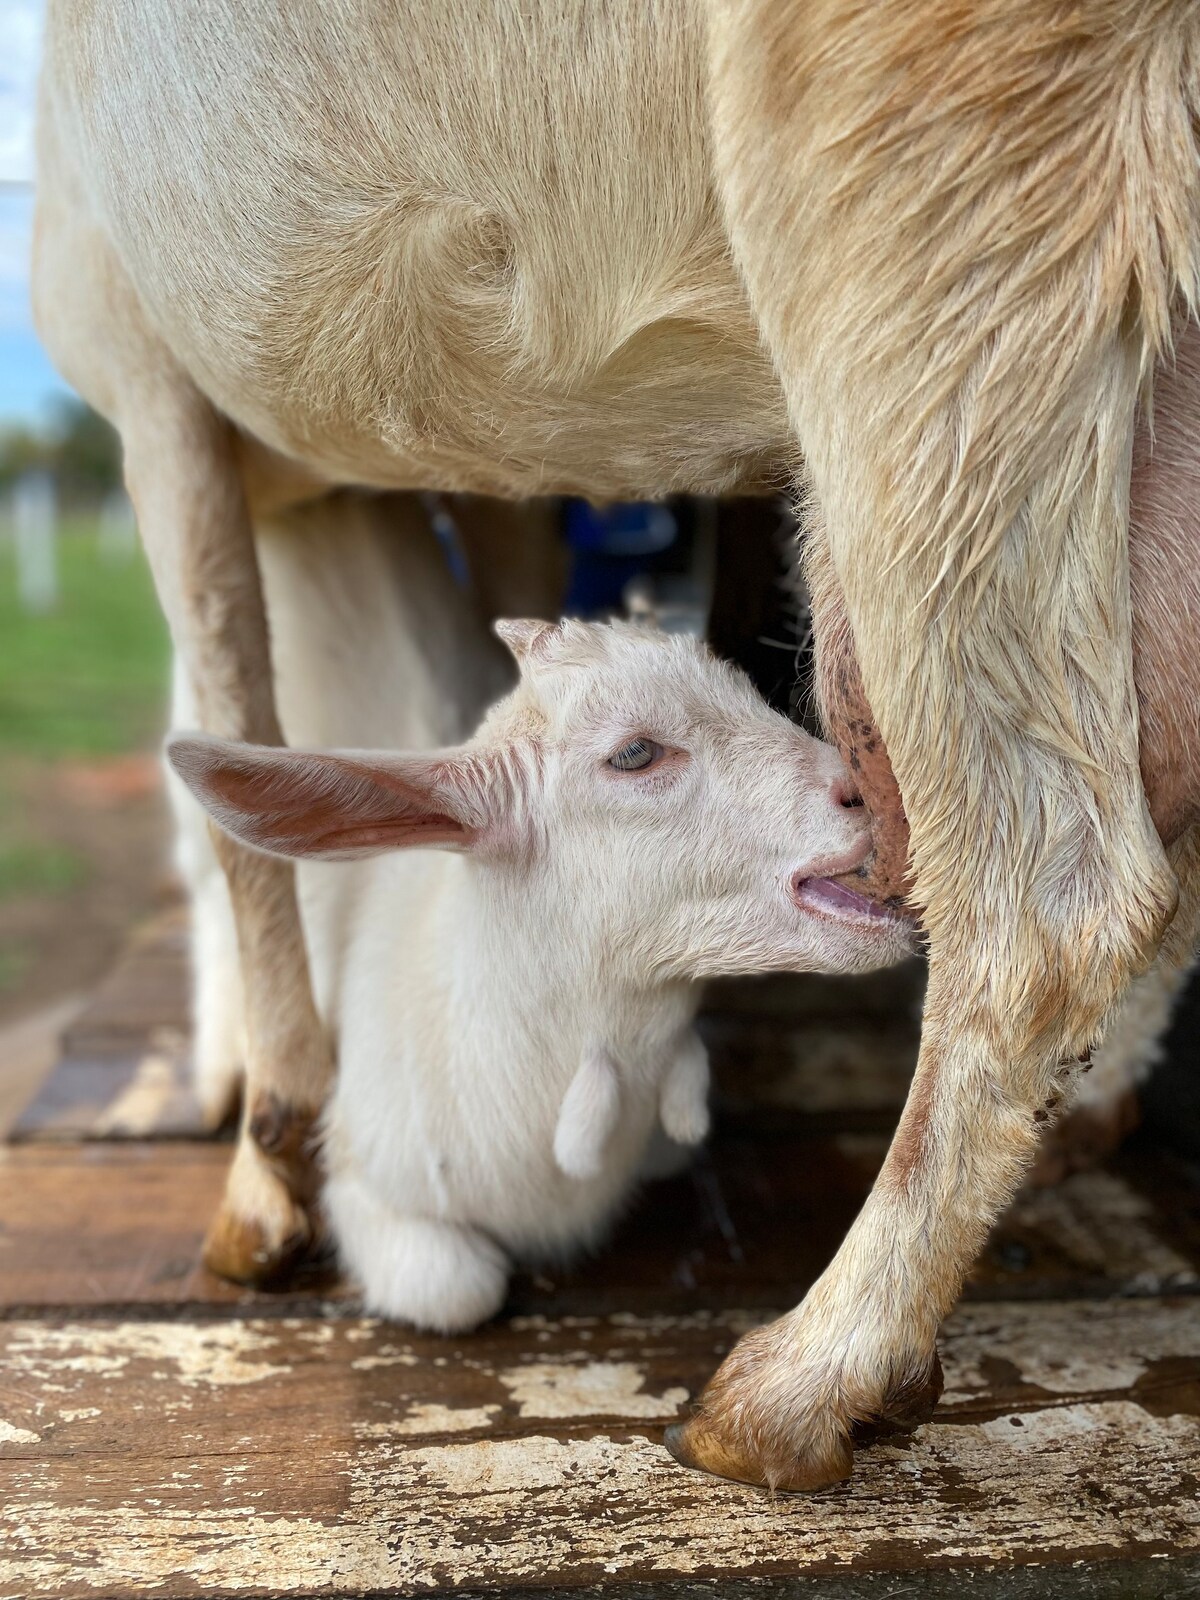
170,495,909,1332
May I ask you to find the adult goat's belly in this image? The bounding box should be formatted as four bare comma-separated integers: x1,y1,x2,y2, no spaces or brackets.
816,321,1200,904
221,284,790,502
198,214,788,500
70,0,791,500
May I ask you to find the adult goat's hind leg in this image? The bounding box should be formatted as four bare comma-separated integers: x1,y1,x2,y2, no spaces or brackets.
668,0,1198,1488
32,129,331,1280
124,396,333,1281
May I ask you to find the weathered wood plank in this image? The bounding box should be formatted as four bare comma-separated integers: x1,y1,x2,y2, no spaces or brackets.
703,966,922,1123
57,910,191,1060
12,1000,919,1143
9,911,209,1144
1,1301,1198,1598
8,1047,211,1143
0,1145,341,1311
2,1138,1197,1315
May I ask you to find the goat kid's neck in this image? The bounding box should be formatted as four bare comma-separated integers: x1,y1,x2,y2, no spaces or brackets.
438,851,698,1075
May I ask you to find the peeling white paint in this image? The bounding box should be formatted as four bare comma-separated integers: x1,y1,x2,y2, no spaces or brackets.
498,1361,688,1420
0,1420,40,1444
939,1298,1200,1404
387,1431,654,1496
982,1401,1148,1449
93,1053,176,1137
4,1401,1198,1597
355,1403,500,1438
4,1323,291,1389
3,1304,1199,1597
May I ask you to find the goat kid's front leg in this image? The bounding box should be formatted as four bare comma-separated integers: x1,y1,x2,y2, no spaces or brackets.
126,392,333,1282
553,1032,711,1180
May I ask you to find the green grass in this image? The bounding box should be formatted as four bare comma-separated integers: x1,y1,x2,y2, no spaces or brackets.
0,940,29,994
0,517,169,759
0,840,86,897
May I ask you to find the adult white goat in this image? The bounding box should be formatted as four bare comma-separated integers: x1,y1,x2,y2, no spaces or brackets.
168,492,908,1329
35,0,1200,1489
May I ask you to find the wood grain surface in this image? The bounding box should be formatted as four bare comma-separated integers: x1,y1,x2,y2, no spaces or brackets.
4,918,1200,1597
3,1301,1199,1598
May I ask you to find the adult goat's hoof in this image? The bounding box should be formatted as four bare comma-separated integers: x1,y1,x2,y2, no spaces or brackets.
664,1323,943,1492
202,1144,313,1285
664,1412,853,1492
203,1200,311,1284
662,1317,854,1491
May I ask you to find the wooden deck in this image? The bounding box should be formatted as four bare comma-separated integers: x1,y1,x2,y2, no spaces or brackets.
3,913,1200,1598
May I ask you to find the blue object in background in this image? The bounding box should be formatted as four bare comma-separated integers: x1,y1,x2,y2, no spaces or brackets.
424,493,686,618
562,500,678,615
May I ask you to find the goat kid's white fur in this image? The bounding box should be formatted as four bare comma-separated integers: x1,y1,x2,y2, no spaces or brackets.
169,497,907,1331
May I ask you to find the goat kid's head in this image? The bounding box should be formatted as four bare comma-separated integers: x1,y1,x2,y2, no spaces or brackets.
168,619,911,980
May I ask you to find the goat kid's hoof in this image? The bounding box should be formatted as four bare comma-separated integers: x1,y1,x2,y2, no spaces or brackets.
202,1196,312,1286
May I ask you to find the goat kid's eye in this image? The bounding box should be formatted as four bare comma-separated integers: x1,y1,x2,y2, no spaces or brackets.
607,737,663,773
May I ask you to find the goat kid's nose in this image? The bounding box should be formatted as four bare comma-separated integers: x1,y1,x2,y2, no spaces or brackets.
832,776,865,810
804,739,864,812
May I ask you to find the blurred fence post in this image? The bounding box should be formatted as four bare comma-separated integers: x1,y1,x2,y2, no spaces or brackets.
98,488,137,560
14,471,58,613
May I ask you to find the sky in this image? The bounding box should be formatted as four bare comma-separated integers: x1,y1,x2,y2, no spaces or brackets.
0,0,75,427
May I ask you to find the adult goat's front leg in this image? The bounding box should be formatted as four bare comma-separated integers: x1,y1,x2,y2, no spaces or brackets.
126,394,333,1282
670,834,1200,1490
669,0,1197,1488
666,980,1130,1488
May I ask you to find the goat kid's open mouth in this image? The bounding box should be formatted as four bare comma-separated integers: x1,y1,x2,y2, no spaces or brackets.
794,875,912,930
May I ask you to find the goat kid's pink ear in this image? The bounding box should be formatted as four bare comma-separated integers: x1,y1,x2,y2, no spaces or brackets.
167,736,492,860
494,617,559,665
